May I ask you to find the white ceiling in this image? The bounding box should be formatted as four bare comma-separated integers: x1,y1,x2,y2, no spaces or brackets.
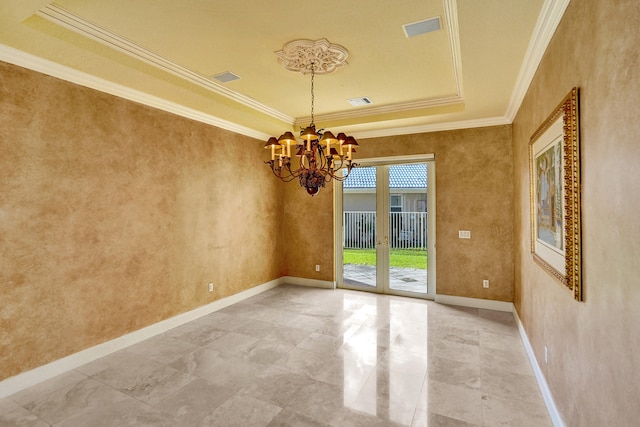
0,0,569,140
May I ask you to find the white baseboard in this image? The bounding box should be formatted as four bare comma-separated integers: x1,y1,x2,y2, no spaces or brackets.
513,310,565,427
434,294,514,312
0,278,282,399
281,276,336,289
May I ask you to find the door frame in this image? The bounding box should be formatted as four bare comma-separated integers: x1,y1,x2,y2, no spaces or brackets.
335,154,436,299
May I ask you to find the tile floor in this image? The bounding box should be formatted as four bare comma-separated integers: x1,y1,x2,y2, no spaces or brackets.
0,285,552,427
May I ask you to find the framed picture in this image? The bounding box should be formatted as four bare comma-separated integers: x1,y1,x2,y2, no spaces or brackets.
529,87,582,301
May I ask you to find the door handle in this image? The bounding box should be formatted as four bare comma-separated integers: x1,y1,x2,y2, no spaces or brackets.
376,236,389,246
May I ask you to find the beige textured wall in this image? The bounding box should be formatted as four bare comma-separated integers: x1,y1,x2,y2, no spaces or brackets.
282,179,335,282
512,0,640,425
0,61,284,381
352,126,514,300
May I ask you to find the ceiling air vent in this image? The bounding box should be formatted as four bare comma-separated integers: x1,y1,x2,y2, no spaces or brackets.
211,71,240,83
403,17,441,38
348,97,373,107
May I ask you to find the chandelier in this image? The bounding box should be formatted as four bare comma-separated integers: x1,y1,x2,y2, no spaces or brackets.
265,40,360,196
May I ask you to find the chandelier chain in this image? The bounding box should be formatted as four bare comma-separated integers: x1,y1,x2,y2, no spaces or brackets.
310,62,315,126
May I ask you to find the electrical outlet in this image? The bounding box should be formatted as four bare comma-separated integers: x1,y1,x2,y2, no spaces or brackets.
483,279,489,288
459,230,471,239
315,264,320,272
208,282,214,292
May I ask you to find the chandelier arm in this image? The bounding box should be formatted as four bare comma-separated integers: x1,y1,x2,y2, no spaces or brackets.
266,159,299,183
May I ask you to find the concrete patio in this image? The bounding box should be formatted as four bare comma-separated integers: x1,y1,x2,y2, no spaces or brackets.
342,264,428,294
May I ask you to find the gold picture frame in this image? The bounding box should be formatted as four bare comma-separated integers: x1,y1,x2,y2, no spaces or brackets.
529,87,582,301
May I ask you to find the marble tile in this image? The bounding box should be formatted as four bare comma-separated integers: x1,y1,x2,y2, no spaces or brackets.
22,377,130,425
478,329,524,352
428,356,481,390
0,406,49,427
240,367,315,408
480,367,545,404
427,380,483,426
337,331,387,366
0,398,21,416
432,339,480,365
155,378,236,426
476,315,519,337
251,295,310,314
161,322,228,346
218,302,265,317
285,379,348,426
199,393,281,427
432,326,480,347
298,332,347,355
235,319,312,346
244,306,300,327
479,345,534,376
54,393,180,427
378,347,429,377
236,340,294,366
355,367,425,409
477,308,516,324
301,302,343,318
432,315,480,332
482,394,552,427
169,348,266,391
411,410,480,427
348,393,417,425
9,370,89,407
415,376,428,414
335,407,406,427
350,325,397,350
205,331,260,356
195,311,253,332
127,335,200,365
410,409,429,427
309,354,375,396
289,314,333,333
389,331,429,355
267,408,332,427
76,350,195,405
272,347,329,377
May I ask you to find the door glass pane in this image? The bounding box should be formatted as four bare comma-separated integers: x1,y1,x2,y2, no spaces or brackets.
342,166,377,288
388,164,428,294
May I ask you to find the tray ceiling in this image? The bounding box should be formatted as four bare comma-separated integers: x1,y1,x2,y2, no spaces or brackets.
0,0,568,140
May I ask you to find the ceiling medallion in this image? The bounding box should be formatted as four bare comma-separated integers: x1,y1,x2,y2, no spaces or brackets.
265,39,359,196
275,38,349,75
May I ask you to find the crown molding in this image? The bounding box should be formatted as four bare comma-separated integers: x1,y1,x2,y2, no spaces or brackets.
443,0,464,98
504,0,571,121
351,116,511,140
0,44,270,141
36,2,295,125
295,95,464,127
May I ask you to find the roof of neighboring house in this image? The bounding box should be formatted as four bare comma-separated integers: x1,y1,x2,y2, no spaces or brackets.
344,164,427,189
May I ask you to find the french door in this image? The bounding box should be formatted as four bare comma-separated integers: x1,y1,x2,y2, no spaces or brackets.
336,156,436,299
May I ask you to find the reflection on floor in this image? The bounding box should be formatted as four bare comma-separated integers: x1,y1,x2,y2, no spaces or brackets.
0,285,551,426
343,264,428,293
